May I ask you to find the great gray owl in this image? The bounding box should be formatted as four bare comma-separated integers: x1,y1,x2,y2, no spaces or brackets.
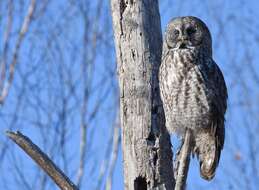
159,16,227,180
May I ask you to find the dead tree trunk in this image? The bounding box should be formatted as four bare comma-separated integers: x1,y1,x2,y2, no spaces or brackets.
111,0,175,189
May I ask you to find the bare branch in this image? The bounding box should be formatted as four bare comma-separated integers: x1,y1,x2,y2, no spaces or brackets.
105,119,121,190
0,0,13,93
0,0,36,104
6,131,78,190
174,129,192,190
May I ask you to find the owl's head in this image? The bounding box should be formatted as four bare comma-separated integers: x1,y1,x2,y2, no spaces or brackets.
165,16,212,55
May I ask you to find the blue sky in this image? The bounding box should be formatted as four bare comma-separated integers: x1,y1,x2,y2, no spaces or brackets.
0,0,259,189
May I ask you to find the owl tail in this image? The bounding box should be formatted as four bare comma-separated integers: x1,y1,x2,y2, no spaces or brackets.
193,128,220,181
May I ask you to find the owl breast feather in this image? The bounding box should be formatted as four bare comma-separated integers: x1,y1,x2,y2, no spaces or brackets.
160,49,212,134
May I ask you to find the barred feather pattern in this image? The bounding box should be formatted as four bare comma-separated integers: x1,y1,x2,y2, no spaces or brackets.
159,17,227,180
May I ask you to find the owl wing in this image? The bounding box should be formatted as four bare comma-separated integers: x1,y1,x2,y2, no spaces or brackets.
194,59,227,180
198,59,227,149
209,60,228,151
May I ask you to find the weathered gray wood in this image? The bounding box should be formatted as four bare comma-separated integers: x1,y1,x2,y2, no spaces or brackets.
174,130,192,190
6,131,78,190
110,0,174,189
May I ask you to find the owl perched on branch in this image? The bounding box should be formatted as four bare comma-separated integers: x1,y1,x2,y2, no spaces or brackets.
159,16,227,180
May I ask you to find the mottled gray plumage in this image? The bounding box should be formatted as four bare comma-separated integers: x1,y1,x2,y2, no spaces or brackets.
159,16,227,180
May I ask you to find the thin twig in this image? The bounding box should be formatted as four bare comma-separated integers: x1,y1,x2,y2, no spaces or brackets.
0,0,13,93
175,129,192,190
0,0,36,104
6,131,78,190
105,119,121,190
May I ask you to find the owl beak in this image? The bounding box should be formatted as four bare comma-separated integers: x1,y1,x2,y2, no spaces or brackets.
179,42,187,49
178,35,189,49
181,36,188,41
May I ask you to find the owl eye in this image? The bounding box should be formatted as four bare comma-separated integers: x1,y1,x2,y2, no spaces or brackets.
186,27,196,36
173,29,179,36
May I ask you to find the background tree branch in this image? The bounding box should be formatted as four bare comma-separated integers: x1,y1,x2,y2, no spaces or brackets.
0,0,36,104
6,131,78,190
